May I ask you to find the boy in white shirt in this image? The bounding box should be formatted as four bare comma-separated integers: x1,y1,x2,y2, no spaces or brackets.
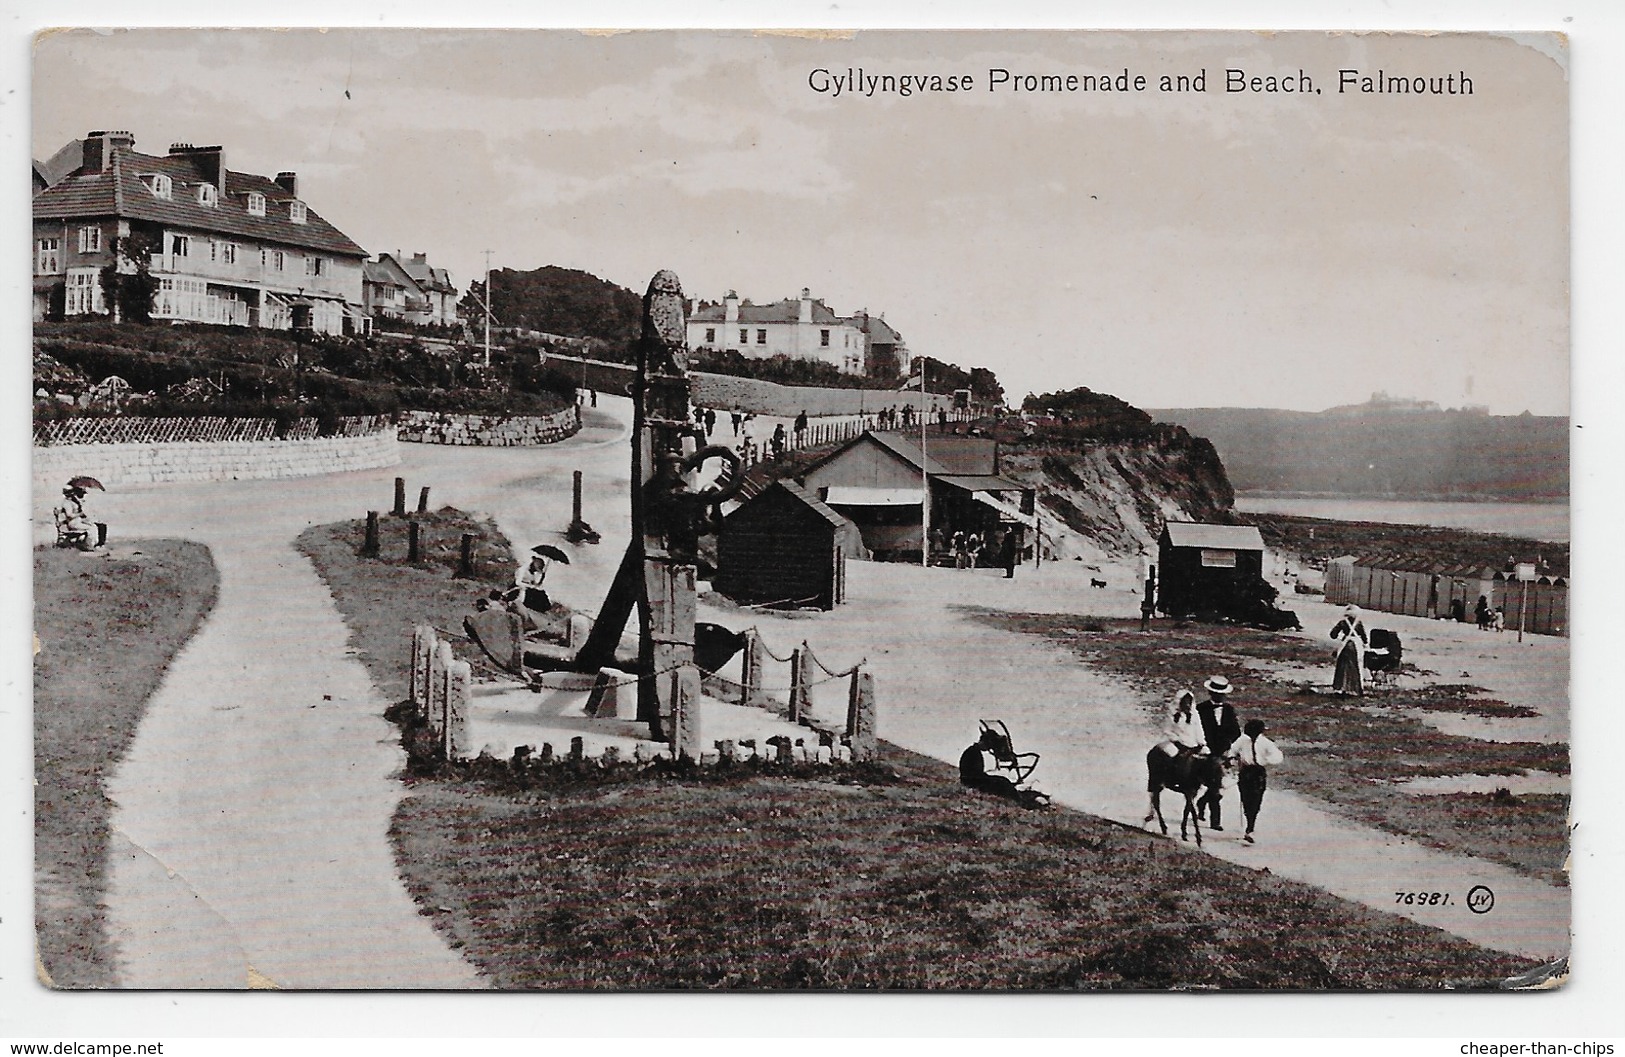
1229,718,1284,844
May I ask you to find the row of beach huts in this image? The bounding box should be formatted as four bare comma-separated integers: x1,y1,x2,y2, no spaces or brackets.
1323,555,1568,636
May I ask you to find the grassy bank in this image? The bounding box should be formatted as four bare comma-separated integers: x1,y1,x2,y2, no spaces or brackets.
301,512,1538,989
33,540,219,987
975,612,1569,886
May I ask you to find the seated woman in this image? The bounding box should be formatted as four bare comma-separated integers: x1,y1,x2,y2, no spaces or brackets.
514,552,552,632
1156,689,1207,757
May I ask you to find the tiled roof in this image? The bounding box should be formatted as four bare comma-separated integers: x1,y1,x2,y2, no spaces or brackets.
401,258,455,293
1162,522,1265,551
848,314,902,344
691,297,842,325
363,259,413,288
32,148,366,258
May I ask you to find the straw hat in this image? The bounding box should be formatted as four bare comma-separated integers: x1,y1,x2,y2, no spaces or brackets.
1203,676,1232,695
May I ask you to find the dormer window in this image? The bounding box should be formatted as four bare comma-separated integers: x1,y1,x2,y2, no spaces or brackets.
246,191,265,217
289,201,307,225
146,173,172,199
197,183,218,207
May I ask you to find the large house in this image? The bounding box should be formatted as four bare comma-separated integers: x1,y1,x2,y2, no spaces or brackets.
687,288,911,377
32,130,368,335
399,252,459,327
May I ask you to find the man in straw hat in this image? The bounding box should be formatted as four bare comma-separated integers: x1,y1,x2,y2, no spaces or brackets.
1195,675,1242,830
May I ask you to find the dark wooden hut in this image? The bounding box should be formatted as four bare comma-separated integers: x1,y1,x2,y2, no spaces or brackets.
715,480,851,610
1157,521,1267,617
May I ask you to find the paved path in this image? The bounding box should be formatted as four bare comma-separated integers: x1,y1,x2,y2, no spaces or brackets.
80,394,1565,980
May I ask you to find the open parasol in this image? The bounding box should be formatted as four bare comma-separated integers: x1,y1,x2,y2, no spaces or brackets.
67,476,105,491
530,544,570,564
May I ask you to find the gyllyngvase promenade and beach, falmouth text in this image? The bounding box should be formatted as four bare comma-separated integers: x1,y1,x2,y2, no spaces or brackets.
807,67,1475,97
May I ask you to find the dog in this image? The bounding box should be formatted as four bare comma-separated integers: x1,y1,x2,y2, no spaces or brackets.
1090,578,1108,589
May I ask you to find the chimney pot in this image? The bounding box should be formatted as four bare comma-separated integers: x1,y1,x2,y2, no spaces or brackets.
275,171,298,196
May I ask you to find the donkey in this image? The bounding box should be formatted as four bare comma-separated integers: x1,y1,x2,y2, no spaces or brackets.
1144,747,1225,847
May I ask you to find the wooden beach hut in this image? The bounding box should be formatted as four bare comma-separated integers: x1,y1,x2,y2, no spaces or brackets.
1156,521,1266,617
714,480,853,610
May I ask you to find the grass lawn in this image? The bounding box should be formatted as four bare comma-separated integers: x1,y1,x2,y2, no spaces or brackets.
33,540,218,988
974,612,1570,886
302,511,1540,989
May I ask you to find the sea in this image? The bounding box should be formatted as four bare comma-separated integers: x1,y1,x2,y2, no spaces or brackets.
1232,495,1569,542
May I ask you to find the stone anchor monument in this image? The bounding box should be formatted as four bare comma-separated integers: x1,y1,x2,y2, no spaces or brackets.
573,270,742,757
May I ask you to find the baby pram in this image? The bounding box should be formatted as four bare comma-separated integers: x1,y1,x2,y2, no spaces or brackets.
1365,628,1403,684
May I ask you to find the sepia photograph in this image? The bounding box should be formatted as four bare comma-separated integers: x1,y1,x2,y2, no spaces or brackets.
12,10,1603,1033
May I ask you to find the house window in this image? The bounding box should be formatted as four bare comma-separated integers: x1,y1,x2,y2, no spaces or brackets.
305,256,326,277
756,329,767,345
197,183,218,207
705,327,716,343
220,242,237,265
273,250,284,271
169,233,190,258
65,268,102,315
739,329,748,344
78,226,102,254
289,201,307,224
146,173,172,198
820,328,830,347
1199,549,1238,568
36,237,61,274
247,191,265,216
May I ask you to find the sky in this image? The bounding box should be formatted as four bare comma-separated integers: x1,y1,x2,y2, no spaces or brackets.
31,29,1569,415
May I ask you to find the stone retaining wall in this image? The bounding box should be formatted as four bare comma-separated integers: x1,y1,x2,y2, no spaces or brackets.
396,406,581,446
33,428,400,491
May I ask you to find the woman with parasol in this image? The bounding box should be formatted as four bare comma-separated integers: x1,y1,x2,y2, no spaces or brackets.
513,543,569,629
53,476,106,551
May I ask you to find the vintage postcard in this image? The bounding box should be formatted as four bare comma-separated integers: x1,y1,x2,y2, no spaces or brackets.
28,28,1569,996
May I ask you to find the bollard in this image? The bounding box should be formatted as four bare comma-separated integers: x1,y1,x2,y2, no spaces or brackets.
585,668,628,718
570,736,585,763
789,648,808,723
393,477,406,517
670,664,702,760
849,671,878,762
361,511,381,558
408,520,421,563
457,532,476,578
444,660,471,760
417,486,431,514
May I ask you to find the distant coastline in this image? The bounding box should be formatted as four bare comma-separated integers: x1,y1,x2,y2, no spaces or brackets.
1234,493,1569,543
1237,490,1567,505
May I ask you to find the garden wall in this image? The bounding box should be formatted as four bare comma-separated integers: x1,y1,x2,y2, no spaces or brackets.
396,406,581,446
34,427,400,491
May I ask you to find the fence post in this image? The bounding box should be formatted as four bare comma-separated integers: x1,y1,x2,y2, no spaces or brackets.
417,486,431,514
445,659,470,760
408,520,421,563
789,647,807,723
671,664,703,761
743,630,764,707
409,626,431,710
457,533,476,577
361,511,380,558
848,670,877,762
393,477,406,517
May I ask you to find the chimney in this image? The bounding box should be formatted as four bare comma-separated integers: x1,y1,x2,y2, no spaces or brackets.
413,252,427,264
724,290,739,325
799,287,813,324
81,130,135,173
275,171,298,196
169,143,226,197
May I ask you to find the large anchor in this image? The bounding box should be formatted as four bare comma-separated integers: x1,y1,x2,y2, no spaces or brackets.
573,270,740,741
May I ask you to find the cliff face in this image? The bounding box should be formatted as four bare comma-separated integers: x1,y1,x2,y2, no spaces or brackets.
999,434,1234,560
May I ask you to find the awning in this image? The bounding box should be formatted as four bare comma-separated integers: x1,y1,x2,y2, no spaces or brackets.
823,486,923,507
973,490,1037,527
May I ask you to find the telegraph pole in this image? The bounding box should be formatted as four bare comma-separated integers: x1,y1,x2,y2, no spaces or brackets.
482,249,493,370
919,355,929,568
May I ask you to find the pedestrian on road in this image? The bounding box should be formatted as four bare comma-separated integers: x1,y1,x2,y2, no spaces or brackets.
1228,719,1284,844
704,407,717,437
1330,604,1368,695
771,423,787,458
731,411,743,436
1195,676,1241,830
794,409,809,444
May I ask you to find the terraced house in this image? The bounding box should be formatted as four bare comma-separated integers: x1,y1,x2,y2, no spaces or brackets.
32,130,368,335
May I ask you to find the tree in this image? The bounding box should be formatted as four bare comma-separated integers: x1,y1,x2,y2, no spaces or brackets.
99,230,159,324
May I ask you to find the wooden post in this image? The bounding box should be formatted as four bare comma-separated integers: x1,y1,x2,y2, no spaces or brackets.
849,671,877,762
408,520,421,563
670,663,702,760
458,532,476,578
789,647,807,723
417,486,431,514
743,630,764,707
572,470,584,527
393,477,406,517
361,511,380,557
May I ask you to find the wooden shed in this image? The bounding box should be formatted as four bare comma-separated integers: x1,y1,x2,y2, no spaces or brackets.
1157,521,1267,617
715,480,851,610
